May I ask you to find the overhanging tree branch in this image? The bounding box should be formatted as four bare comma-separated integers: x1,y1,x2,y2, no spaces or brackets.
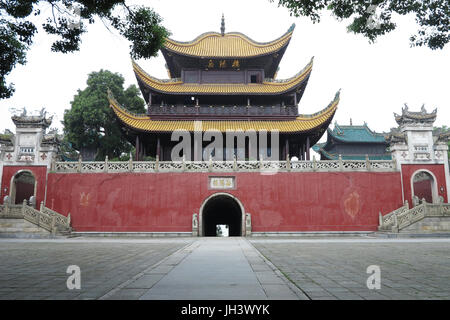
0,0,169,100
270,0,449,50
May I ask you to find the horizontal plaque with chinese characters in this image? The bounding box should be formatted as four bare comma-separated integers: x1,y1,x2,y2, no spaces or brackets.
209,176,235,189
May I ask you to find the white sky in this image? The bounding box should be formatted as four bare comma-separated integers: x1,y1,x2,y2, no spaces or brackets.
1,0,449,143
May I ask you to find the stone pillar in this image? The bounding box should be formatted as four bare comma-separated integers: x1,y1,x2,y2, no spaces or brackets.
245,213,252,236
192,213,198,237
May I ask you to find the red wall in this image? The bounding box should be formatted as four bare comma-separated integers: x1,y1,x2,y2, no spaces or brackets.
401,164,448,205
45,171,403,232
1,166,48,207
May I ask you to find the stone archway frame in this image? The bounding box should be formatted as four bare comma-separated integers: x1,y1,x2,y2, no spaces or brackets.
9,170,37,205
198,192,246,237
410,169,439,204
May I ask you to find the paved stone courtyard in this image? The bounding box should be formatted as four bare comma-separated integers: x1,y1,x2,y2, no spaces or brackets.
0,238,191,300
0,237,449,300
251,238,450,300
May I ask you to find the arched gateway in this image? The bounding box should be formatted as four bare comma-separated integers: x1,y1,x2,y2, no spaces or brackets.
411,170,438,204
199,193,245,237
10,170,36,205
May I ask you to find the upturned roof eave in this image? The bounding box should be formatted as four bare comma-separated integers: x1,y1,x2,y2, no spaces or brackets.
160,40,291,59
108,90,339,134
132,57,313,96
161,24,295,58
327,126,388,144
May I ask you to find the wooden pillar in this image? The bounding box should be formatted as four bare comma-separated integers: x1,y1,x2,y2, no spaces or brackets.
142,142,145,160
156,136,161,161
285,137,289,160
139,139,144,160
135,135,139,161
306,136,310,161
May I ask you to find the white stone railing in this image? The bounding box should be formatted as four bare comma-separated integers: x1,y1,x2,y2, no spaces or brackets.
379,201,450,232
22,203,53,233
40,204,71,229
0,204,22,218
0,200,71,233
378,201,410,231
52,157,397,173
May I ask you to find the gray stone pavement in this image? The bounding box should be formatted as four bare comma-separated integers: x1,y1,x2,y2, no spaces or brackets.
105,237,302,300
0,238,192,300
1,237,449,300
251,238,450,300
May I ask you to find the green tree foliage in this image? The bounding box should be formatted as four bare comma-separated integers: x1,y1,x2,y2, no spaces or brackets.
63,69,145,160
270,0,449,50
0,1,169,99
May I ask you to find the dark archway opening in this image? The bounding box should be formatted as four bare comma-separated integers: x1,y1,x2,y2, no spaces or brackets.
413,171,434,203
13,171,35,205
203,195,242,237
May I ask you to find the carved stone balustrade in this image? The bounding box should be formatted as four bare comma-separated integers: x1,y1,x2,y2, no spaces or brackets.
52,159,397,174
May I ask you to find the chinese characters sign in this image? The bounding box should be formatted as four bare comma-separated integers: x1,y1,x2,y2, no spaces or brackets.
209,177,235,189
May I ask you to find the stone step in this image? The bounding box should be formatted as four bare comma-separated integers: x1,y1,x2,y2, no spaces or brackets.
0,221,38,228
0,232,67,239
0,227,49,233
0,218,51,235
0,218,74,238
374,231,450,238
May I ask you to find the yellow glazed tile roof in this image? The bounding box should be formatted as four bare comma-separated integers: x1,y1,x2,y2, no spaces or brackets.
132,58,313,95
163,26,294,58
108,91,339,134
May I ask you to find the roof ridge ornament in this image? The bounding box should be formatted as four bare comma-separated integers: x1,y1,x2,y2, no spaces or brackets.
288,23,296,33
221,14,225,36
394,104,437,126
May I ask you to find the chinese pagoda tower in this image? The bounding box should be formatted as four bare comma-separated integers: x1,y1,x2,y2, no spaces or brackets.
109,17,340,161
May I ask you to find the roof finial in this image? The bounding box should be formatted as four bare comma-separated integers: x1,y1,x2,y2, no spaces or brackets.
221,14,225,36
